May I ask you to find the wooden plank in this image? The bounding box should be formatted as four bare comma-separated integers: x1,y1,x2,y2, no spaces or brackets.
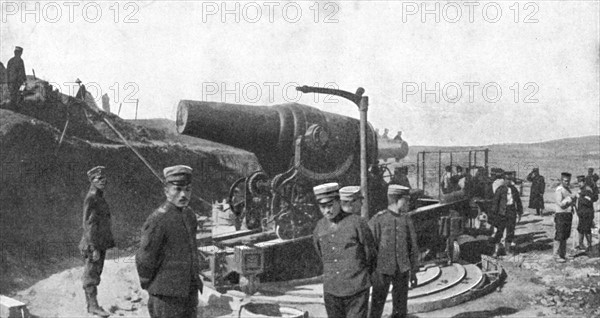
1,295,28,318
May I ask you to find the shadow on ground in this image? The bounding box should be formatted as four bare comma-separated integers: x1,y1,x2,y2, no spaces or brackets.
450,306,519,318
514,231,553,253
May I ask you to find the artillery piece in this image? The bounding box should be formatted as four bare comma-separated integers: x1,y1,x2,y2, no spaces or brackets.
176,98,407,292
177,100,393,237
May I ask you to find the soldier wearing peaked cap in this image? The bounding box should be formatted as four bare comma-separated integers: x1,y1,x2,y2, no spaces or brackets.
489,171,523,257
527,167,546,216
6,46,26,110
575,175,594,252
339,185,363,215
312,183,377,318
553,172,577,262
369,185,419,318
79,166,114,317
136,165,204,318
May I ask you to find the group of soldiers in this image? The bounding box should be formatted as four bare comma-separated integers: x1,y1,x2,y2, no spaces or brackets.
552,169,599,262
79,165,202,317
312,183,419,318
0,46,27,110
78,160,599,318
79,164,419,318
479,167,599,261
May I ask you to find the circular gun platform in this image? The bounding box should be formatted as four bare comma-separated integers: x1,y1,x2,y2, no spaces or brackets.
203,260,504,314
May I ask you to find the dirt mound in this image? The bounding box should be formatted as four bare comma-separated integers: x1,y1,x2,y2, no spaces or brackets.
0,97,258,294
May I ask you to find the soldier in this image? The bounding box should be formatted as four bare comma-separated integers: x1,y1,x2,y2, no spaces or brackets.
312,183,376,318
339,185,363,215
441,166,453,194
575,175,595,252
369,185,419,318
391,166,411,189
527,168,546,216
6,46,26,110
491,168,505,194
79,166,115,317
585,168,599,202
554,172,577,263
136,165,203,317
490,171,523,256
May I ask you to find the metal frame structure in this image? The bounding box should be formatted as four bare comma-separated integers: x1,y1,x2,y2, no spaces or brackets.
416,149,489,198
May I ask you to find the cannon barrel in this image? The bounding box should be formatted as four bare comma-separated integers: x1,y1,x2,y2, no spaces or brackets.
177,101,387,179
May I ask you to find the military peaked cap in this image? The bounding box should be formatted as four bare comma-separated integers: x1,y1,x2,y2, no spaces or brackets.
388,184,410,196
87,166,106,181
313,182,339,203
164,165,193,185
339,186,363,201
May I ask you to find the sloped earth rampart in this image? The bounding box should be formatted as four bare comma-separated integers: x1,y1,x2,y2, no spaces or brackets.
0,106,259,294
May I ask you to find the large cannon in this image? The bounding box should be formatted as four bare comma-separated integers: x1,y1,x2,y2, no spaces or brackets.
177,100,380,182
177,100,427,293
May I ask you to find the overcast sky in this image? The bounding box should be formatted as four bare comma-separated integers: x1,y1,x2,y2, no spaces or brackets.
1,0,598,146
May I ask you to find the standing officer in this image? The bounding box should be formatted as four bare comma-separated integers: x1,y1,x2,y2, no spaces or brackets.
554,172,576,263
136,165,203,317
6,46,26,110
312,183,377,318
79,166,114,317
527,168,546,216
369,185,419,318
575,175,595,251
490,171,523,256
339,185,363,215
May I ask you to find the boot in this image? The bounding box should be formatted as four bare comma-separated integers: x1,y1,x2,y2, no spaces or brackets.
585,234,593,252
492,243,501,258
85,288,110,317
553,241,565,263
575,233,585,251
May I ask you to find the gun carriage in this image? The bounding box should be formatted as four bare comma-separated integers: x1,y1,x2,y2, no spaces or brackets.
177,97,476,294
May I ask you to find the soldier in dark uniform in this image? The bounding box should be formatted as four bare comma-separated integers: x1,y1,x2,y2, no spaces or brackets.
390,166,411,189
585,168,599,201
369,185,419,318
79,166,114,317
526,168,546,216
575,175,595,251
490,171,523,256
136,165,203,318
6,46,26,110
312,182,377,318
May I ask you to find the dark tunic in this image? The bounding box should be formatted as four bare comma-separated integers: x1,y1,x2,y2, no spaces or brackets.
7,56,26,85
79,187,115,291
527,173,545,209
79,188,115,252
577,187,595,234
136,201,203,298
368,210,419,318
490,184,522,243
368,210,419,275
313,212,377,297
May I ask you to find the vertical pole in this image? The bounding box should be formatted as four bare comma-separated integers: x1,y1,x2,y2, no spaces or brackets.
450,152,453,174
474,151,477,167
438,150,442,198
117,103,123,116
468,151,472,170
484,148,489,171
417,153,420,189
359,96,369,219
422,152,426,192
135,99,139,120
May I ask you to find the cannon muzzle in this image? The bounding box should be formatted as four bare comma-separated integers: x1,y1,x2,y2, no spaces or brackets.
177,101,382,180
